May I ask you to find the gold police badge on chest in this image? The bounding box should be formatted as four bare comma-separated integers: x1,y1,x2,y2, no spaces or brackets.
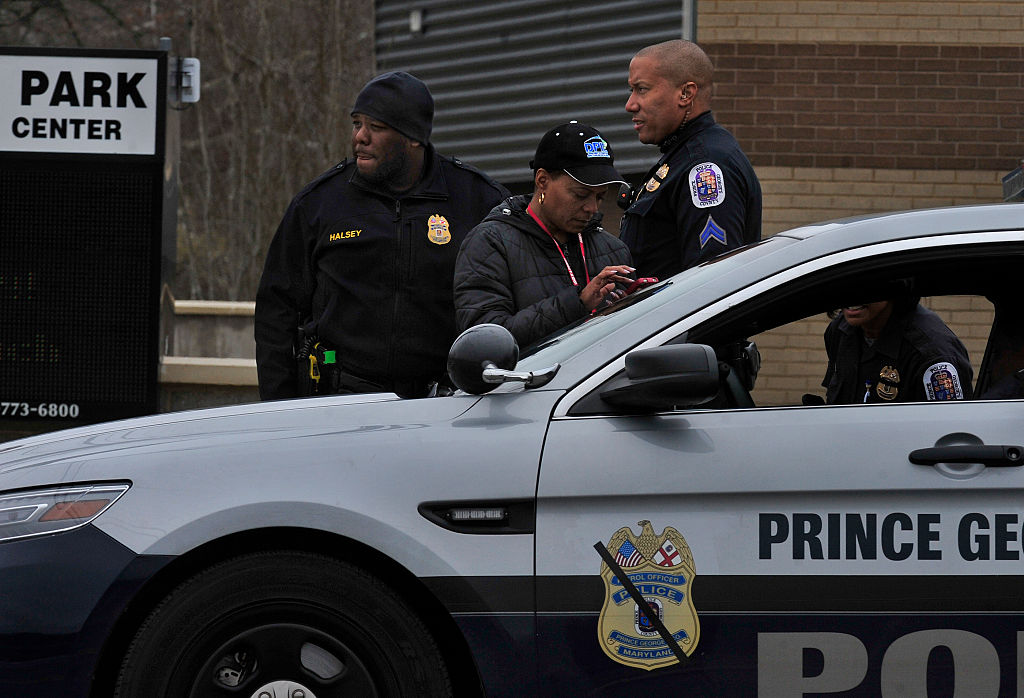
597,520,700,670
427,214,451,245
644,164,670,193
876,365,900,401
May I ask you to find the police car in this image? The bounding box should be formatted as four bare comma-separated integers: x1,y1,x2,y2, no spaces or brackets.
1,204,1022,697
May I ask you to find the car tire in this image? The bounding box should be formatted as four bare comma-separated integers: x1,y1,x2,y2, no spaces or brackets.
114,550,452,697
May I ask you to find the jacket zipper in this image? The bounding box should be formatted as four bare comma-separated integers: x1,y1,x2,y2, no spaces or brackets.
389,198,402,379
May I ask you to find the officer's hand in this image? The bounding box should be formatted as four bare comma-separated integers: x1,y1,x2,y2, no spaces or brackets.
580,265,635,311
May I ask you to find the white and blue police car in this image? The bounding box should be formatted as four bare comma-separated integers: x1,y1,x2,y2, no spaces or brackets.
0,203,1022,697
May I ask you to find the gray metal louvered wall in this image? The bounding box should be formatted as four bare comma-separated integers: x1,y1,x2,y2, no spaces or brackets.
375,1,694,186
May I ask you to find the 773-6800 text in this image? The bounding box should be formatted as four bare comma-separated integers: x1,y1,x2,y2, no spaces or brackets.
1,402,80,418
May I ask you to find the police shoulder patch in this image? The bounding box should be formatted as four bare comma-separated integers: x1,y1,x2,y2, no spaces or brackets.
924,362,963,400
689,162,725,208
597,520,700,670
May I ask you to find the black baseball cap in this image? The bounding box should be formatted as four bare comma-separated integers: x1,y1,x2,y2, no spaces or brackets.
530,121,626,186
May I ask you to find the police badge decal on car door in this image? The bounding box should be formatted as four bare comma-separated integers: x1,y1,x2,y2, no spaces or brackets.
596,520,701,669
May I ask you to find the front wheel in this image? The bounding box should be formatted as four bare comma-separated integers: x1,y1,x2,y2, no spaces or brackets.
114,550,451,697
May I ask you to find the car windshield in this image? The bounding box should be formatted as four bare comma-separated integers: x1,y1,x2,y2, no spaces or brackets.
515,237,787,373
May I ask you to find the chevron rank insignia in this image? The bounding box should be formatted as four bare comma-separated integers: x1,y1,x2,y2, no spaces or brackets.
699,215,727,248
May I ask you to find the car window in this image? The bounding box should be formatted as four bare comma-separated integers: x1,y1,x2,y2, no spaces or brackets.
684,243,1023,408
739,295,992,406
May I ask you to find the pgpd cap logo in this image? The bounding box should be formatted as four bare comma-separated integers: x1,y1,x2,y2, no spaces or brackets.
427,214,451,245
598,520,700,670
583,136,611,159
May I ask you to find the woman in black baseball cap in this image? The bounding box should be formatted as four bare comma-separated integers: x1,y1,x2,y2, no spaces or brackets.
453,121,636,348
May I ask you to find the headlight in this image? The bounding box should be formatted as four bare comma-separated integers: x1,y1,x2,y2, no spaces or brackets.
0,482,130,543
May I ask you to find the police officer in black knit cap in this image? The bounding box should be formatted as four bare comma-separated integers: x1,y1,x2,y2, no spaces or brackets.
255,71,509,400
620,40,762,280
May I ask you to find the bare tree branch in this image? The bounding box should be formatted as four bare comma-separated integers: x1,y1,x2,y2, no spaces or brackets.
0,0,374,300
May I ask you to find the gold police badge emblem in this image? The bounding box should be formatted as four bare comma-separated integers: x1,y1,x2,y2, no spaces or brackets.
655,164,670,179
597,520,700,670
427,214,451,245
877,365,900,401
644,177,661,193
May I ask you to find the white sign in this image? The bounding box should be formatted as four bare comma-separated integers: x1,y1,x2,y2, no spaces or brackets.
0,55,159,155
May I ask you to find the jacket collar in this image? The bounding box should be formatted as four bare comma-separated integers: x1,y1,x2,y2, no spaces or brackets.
348,144,449,200
836,303,916,360
486,194,605,243
659,110,715,154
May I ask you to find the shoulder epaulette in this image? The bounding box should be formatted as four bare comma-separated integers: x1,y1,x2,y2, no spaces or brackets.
445,155,487,177
325,159,351,176
443,155,505,192
295,159,352,197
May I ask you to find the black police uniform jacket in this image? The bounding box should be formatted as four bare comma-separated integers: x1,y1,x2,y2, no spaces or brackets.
255,147,508,399
454,194,632,348
619,111,762,280
822,303,974,405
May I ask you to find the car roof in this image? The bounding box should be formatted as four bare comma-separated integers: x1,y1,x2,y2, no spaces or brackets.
773,203,1024,245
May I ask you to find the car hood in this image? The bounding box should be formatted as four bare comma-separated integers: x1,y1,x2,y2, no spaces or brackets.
0,388,553,575
0,392,481,487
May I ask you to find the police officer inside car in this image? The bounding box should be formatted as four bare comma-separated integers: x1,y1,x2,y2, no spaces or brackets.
620,39,762,279
822,295,974,404
255,71,508,400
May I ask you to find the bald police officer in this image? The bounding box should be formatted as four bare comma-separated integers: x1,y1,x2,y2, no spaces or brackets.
620,39,762,279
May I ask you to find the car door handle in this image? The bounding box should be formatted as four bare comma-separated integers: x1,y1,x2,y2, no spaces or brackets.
909,445,1024,467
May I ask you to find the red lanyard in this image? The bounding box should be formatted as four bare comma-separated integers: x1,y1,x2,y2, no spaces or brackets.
527,204,590,287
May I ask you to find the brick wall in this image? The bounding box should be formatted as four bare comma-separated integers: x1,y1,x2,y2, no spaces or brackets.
756,166,1002,234
709,42,1023,172
698,1,1024,45
684,1,1022,405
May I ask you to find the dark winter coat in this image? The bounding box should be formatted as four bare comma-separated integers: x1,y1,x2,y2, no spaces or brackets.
619,111,762,280
255,147,508,399
823,302,974,404
454,195,632,348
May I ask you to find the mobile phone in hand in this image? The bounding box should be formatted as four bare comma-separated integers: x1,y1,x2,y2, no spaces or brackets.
624,277,658,294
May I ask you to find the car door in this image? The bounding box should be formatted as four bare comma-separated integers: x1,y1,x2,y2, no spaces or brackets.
536,398,1024,695
533,234,1024,696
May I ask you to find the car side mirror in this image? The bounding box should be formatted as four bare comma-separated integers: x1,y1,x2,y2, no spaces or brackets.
447,324,561,394
447,324,520,395
599,344,720,411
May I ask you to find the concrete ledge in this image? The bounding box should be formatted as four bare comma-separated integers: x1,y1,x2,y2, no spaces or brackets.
160,356,258,386
164,298,257,359
174,300,256,316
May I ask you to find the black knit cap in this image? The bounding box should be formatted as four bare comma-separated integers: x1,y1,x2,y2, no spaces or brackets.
530,121,625,186
351,71,434,144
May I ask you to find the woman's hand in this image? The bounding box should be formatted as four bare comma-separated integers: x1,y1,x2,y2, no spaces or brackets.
579,265,635,311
